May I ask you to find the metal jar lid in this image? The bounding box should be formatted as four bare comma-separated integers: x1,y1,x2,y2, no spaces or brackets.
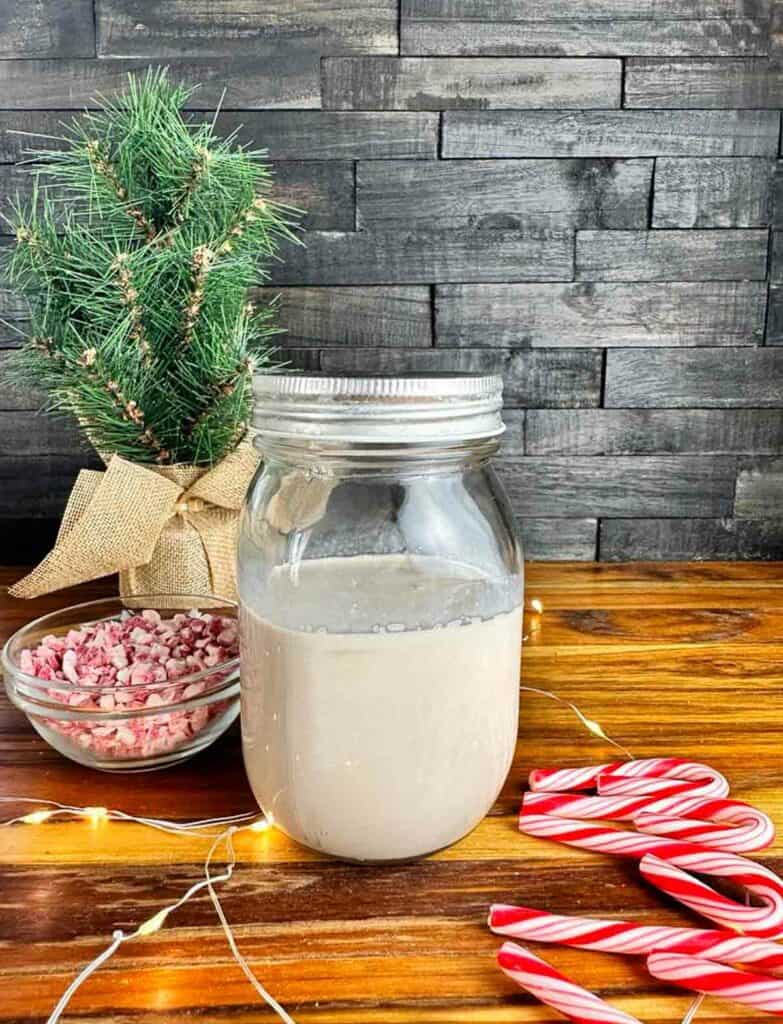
252,372,505,445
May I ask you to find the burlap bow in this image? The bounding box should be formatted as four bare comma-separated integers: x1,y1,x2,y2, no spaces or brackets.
10,440,260,600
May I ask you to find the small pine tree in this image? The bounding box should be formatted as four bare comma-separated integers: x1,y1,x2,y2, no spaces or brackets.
2,68,298,467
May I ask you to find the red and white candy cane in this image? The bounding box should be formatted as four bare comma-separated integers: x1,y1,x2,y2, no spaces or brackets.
492,757,783,1018
648,953,783,1015
528,758,730,798
518,758,782,938
522,794,773,853
498,942,783,1023
498,941,644,1024
490,905,783,974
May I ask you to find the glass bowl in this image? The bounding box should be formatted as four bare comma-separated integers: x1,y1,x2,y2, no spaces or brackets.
2,594,240,772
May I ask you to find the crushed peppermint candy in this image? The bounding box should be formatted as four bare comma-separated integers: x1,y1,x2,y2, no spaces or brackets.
19,608,238,762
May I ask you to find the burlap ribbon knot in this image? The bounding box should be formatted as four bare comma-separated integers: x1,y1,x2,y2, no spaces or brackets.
10,440,260,600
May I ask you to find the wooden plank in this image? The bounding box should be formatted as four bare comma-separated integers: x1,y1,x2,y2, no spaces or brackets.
401,0,772,19
252,287,432,347
268,231,574,286
212,111,438,161
0,454,98,517
0,111,84,164
0,288,28,319
97,0,397,57
271,162,354,231
0,355,47,411
496,456,736,517
321,57,622,110
525,561,783,585
0,164,68,231
0,287,29,348
517,518,598,560
576,229,768,281
0,111,439,163
774,160,783,226
434,281,766,347
626,57,783,108
319,348,602,407
0,411,83,457
601,518,783,561
773,231,783,284
0,161,355,233
357,158,652,231
441,109,782,158
401,18,768,57
271,347,322,372
735,456,783,516
525,603,783,646
652,157,773,228
0,0,95,58
768,284,783,343
527,409,783,455
0,58,326,111
524,583,783,609
0,862,702,945
605,348,783,408
497,409,524,454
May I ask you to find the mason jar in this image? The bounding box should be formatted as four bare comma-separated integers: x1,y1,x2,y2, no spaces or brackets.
239,373,523,862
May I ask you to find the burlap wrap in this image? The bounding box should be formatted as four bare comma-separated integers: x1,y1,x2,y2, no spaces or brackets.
10,441,260,601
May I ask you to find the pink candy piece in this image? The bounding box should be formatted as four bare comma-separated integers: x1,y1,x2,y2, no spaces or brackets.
19,608,238,763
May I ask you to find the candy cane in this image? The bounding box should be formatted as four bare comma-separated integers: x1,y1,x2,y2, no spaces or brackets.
522,793,774,852
518,758,781,939
515,816,783,937
494,757,783,1018
497,941,644,1024
529,758,729,798
489,905,783,974
648,953,783,1015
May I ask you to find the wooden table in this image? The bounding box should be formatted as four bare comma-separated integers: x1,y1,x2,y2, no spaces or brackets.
2,562,783,1023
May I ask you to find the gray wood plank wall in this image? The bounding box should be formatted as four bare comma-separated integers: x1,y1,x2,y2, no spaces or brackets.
1,0,781,562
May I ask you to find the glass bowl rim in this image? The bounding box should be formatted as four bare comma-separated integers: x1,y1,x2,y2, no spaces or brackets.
1,593,239,696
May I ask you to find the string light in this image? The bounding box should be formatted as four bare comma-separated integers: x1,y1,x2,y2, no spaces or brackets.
520,684,635,761
136,908,170,936
530,598,544,614
20,809,53,825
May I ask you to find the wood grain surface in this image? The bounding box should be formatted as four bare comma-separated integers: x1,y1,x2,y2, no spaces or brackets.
2,562,783,1022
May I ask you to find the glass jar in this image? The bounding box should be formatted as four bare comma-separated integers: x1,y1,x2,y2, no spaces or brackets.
239,373,523,862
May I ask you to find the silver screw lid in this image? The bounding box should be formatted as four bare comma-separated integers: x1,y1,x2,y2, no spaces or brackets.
252,372,505,445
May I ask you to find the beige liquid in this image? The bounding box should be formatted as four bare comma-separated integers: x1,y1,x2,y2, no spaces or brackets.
240,556,522,862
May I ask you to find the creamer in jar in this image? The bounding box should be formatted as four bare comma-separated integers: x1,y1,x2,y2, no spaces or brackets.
239,373,523,862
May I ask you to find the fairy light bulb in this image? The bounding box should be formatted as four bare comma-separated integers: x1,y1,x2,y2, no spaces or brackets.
530,598,544,614
250,815,272,832
85,806,108,824
137,908,169,936
21,809,53,825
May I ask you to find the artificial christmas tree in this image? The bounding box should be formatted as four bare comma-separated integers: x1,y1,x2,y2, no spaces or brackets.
4,69,297,600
